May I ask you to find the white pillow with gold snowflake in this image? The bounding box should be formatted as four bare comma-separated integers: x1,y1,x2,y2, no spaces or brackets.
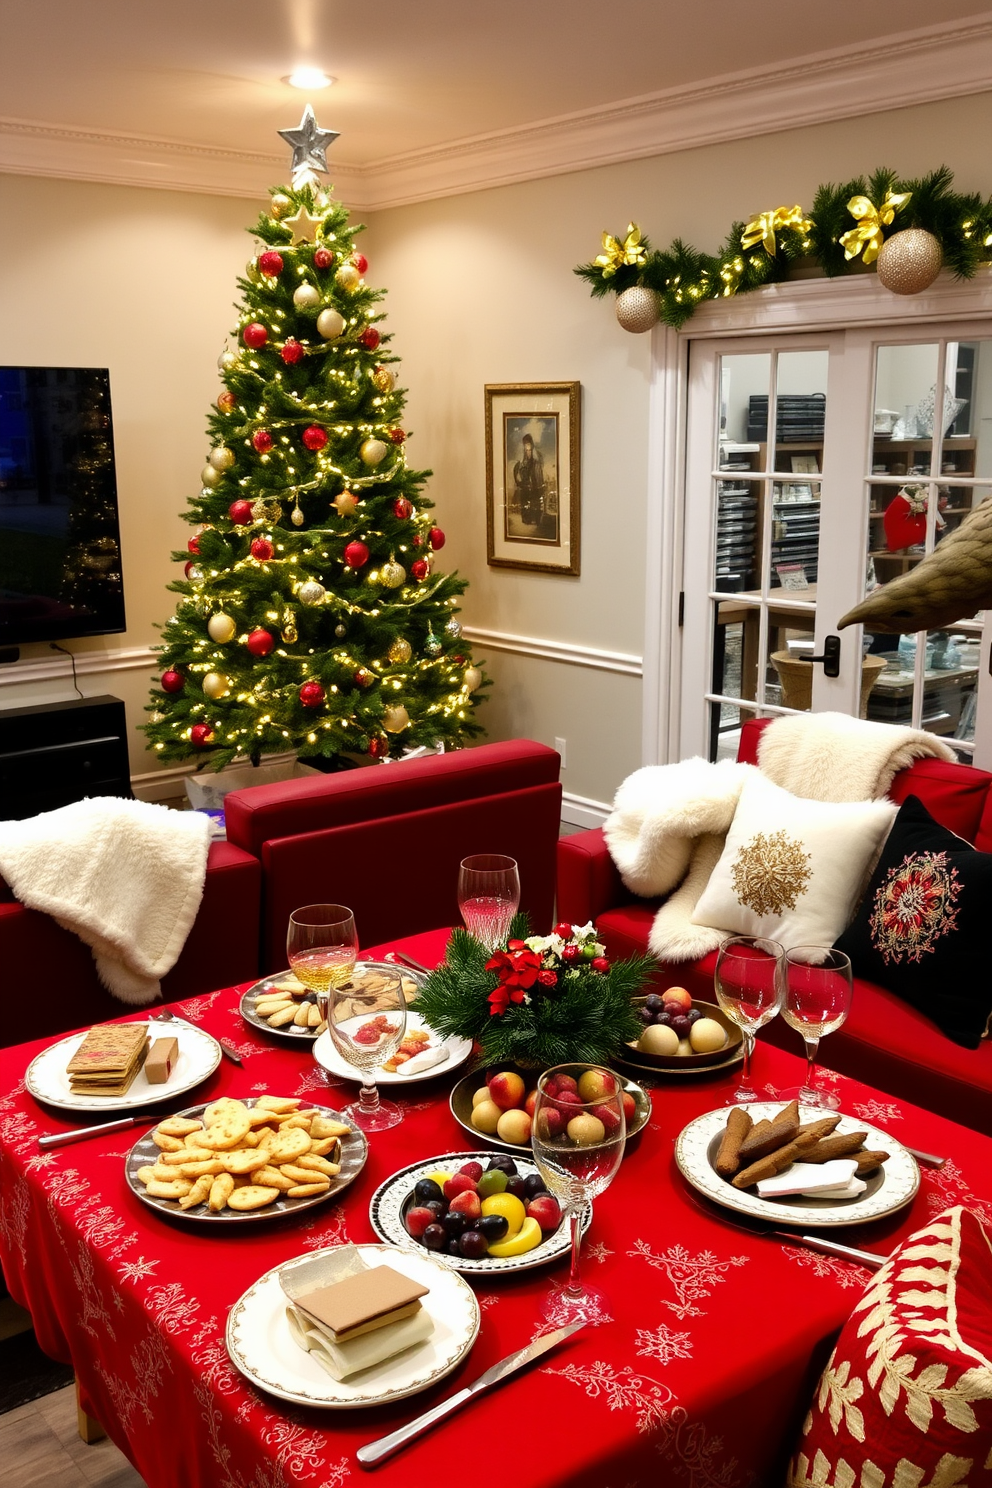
691,771,896,951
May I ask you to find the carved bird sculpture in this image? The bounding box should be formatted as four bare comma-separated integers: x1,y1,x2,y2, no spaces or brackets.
838,495,992,633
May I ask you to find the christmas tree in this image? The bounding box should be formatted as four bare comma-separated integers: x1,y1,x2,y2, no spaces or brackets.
144,107,486,770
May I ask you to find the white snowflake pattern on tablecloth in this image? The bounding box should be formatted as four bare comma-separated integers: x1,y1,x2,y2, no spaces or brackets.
0,1111,40,1154
147,1280,201,1334
0,1078,26,1111
175,991,222,1019
45,1167,92,1208
922,1156,992,1227
626,1241,749,1319
95,1329,173,1432
0,1170,31,1260
119,1255,159,1283
295,1068,346,1096
850,1099,903,1124
24,1152,57,1172
779,1245,872,1289
263,1421,329,1480
635,1323,693,1366
586,1241,614,1264
476,1293,500,1310
67,1239,118,1340
658,1413,750,1487
300,1204,350,1250
78,1203,133,1250
223,1038,262,1059
542,1360,675,1434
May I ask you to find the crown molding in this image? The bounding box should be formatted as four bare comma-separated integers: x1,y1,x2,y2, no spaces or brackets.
1,16,991,211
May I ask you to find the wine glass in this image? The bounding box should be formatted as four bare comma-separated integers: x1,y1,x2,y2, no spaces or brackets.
531,1064,625,1325
781,947,853,1110
457,854,520,951
713,935,785,1103
327,967,407,1132
286,904,359,1029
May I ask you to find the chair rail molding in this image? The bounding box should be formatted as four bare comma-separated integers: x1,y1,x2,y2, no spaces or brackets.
462,626,642,677
0,644,157,688
2,15,990,208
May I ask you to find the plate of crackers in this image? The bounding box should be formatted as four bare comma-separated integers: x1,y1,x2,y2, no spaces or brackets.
125,1095,367,1224
675,1099,920,1228
240,961,424,1042
26,1019,222,1114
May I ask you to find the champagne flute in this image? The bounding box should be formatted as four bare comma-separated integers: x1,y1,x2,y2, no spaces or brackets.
457,854,520,951
286,904,359,1029
327,968,407,1132
531,1065,625,1325
781,947,853,1110
713,935,785,1103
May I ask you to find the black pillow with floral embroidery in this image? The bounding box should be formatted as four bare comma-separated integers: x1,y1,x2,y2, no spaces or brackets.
835,795,992,1048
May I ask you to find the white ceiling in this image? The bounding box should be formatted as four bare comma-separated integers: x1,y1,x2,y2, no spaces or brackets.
2,2,991,207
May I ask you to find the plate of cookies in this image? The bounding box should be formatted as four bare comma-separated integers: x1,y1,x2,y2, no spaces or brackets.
125,1095,367,1224
675,1099,919,1228
240,961,424,1042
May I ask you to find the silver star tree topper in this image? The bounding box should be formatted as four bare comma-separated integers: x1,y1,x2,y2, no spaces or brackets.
278,105,339,187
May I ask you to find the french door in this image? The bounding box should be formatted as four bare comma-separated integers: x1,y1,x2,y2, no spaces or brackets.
679,321,992,770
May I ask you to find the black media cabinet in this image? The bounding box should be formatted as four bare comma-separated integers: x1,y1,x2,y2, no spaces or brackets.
0,695,132,821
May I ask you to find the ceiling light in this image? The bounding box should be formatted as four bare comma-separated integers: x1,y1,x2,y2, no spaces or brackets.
284,68,335,90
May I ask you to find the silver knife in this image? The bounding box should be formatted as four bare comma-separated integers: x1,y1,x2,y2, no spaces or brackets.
383,950,432,978
39,1114,152,1150
356,1321,585,1469
769,1230,886,1270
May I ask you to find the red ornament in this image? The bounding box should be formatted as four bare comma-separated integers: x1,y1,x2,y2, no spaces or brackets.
252,429,273,453
242,322,268,349
354,667,373,688
591,956,611,974
554,921,572,939
429,526,446,550
392,497,413,520
161,670,184,694
281,339,305,366
183,561,200,579
217,391,237,413
561,943,582,964
388,428,406,444
229,499,253,525
352,252,369,275
250,537,274,562
299,680,326,709
190,724,215,748
344,540,369,568
412,535,424,547
367,735,388,758
187,535,200,554
314,247,334,270
359,327,381,351
302,425,328,451
410,558,429,581
246,628,275,657
258,251,284,278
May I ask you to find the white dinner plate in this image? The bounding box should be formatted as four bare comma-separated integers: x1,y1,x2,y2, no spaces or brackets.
313,1010,473,1086
25,1019,222,1114
226,1243,479,1408
675,1101,920,1229
369,1150,591,1275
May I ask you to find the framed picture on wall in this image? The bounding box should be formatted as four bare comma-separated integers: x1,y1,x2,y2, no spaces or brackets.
484,382,580,575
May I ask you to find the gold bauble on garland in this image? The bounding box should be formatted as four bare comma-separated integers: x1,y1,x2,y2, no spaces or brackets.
387,637,412,664
382,704,410,733
379,559,406,589
202,672,231,700
361,438,388,466
876,229,944,295
615,285,660,334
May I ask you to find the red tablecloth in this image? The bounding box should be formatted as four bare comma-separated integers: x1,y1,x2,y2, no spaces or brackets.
2,927,991,1488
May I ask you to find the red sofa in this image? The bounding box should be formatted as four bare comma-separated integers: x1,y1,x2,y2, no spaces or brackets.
0,738,561,1048
557,719,992,1136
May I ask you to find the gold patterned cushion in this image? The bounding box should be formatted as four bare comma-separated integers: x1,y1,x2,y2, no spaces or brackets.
691,772,896,951
786,1206,992,1487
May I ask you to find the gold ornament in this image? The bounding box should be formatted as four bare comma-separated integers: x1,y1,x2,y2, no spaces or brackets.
291,503,304,526
334,623,347,638
317,307,345,340
361,437,388,467
595,223,647,278
284,204,322,244
207,612,237,643
245,260,262,284
333,490,359,516
251,497,283,524
201,464,223,489
839,188,912,265
464,666,483,692
382,704,410,734
876,229,943,295
209,445,235,471
202,672,232,700
741,205,813,256
615,286,659,334
387,637,412,664
217,349,238,372
379,559,406,589
298,580,326,605
372,366,395,394
293,282,322,311
335,263,361,292
270,193,293,218
149,711,165,725
281,609,298,644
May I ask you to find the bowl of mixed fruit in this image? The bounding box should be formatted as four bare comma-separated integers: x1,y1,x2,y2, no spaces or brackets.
626,989,741,1070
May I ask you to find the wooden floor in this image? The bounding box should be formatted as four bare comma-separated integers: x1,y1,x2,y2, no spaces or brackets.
1,1385,146,1488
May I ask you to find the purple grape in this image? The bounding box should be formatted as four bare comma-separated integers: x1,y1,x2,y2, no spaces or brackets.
653,1010,673,1027
639,1006,655,1025
505,1175,527,1199
458,1230,489,1259
671,1015,691,1038
644,993,664,1013
422,1223,447,1251
686,1008,702,1025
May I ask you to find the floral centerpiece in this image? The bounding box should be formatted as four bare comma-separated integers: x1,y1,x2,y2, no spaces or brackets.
412,914,651,1069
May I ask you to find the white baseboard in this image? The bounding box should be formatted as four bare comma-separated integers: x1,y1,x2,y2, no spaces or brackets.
560,791,610,830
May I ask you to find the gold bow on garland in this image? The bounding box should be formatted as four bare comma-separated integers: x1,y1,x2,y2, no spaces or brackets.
839,188,912,264
741,204,813,255
595,223,647,277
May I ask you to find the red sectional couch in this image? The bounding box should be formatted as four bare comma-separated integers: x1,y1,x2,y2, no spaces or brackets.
557,719,992,1135
0,739,561,1048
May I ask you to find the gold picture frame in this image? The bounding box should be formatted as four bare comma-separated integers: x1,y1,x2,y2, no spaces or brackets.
485,382,580,575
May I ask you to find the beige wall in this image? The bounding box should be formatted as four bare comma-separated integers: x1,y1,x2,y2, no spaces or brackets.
2,88,990,802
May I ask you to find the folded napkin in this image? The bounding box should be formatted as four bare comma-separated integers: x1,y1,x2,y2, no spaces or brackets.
756,1159,863,1199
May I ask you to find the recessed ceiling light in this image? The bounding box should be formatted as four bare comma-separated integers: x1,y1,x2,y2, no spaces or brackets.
284,68,335,90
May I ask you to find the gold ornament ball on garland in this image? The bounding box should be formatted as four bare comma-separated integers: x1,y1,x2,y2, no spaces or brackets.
387,637,412,664
372,366,395,394
382,704,410,733
464,666,483,692
270,193,292,219
335,263,361,292
201,464,223,489
876,229,943,295
202,672,231,700
379,559,406,589
361,437,388,466
316,307,346,340
615,285,660,334
293,283,322,311
207,612,237,643
209,445,235,471
217,350,238,373
298,580,327,605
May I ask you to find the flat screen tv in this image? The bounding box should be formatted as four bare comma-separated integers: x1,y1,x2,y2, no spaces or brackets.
0,366,126,647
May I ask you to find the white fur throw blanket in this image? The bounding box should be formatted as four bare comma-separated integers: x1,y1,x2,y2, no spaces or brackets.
604,712,955,962
0,798,211,1005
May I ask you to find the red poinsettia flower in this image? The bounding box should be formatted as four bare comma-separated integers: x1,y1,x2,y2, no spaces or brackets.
485,946,543,992
487,984,528,1016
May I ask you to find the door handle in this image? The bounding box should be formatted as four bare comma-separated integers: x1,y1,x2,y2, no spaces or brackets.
807,635,841,678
